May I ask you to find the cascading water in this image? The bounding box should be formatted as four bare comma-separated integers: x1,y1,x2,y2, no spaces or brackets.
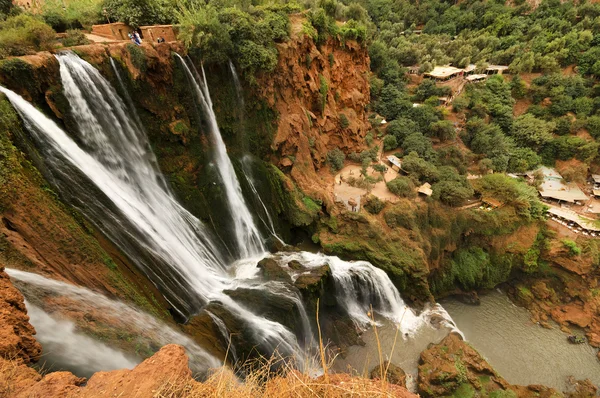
25,302,138,378
0,51,464,380
176,55,264,258
0,53,305,364
8,268,221,375
228,61,282,242
2,52,230,319
269,251,463,338
241,155,282,242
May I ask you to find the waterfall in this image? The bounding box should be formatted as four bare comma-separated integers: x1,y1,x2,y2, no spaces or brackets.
241,156,282,242
228,60,244,110
228,61,282,243
1,52,230,319
0,51,464,376
8,268,220,375
176,55,264,258
271,252,464,338
0,53,304,363
25,301,138,377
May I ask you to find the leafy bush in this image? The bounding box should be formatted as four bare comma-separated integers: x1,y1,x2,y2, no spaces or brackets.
126,43,147,72
62,29,89,47
42,0,102,31
386,176,415,198
327,147,345,171
104,0,174,28
339,113,349,128
363,195,385,214
562,239,581,256
382,134,397,151
0,14,55,58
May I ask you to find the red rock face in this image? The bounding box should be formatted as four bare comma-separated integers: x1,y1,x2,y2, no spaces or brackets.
0,267,41,365
256,30,371,200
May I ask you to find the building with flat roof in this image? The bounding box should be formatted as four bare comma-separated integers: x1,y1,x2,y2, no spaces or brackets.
424,66,464,81
536,166,588,204
417,182,433,197
486,65,509,75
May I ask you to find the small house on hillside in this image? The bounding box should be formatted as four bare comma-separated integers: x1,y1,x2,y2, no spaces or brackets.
424,66,464,81
387,155,403,172
466,74,487,83
418,182,433,197
486,65,509,75
536,166,588,205
481,197,503,209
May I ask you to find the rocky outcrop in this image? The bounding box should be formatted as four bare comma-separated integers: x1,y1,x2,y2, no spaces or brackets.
0,267,41,364
507,225,600,348
418,333,562,398
370,361,407,387
256,18,371,201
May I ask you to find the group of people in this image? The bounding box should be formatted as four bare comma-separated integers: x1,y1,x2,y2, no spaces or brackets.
128,31,142,45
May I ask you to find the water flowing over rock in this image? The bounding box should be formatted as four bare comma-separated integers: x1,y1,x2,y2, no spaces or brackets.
0,54,309,365
7,268,220,375
176,54,264,258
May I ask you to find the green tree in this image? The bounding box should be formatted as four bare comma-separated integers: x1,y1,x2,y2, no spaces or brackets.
382,134,398,151
386,176,416,197
511,114,554,150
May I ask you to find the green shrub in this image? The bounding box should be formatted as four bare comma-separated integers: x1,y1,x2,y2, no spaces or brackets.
0,14,56,58
386,176,415,197
319,74,328,112
126,43,147,72
363,195,385,214
62,29,89,47
41,0,102,31
382,134,398,151
562,239,581,256
327,147,345,171
339,113,349,128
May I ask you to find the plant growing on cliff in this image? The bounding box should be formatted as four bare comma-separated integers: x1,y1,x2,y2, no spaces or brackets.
339,113,349,129
0,14,56,58
562,239,581,256
327,147,345,172
126,43,147,73
363,195,384,214
319,74,328,113
382,134,397,151
386,176,415,198
62,29,90,47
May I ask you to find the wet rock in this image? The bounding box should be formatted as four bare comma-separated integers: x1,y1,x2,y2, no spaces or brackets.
418,333,561,398
323,316,364,357
294,264,331,291
0,267,42,364
370,361,406,386
288,260,304,270
223,286,304,337
454,291,481,306
257,258,292,284
266,236,286,253
266,236,301,254
565,377,598,398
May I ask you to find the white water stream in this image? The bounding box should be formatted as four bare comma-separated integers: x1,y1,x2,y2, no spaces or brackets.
176,55,264,258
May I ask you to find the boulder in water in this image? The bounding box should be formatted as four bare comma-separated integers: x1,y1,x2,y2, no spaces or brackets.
223,286,305,337
257,258,292,284
287,260,304,270
370,361,407,387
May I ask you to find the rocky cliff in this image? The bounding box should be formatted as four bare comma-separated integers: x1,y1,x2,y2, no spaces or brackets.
255,20,371,200
0,267,41,365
